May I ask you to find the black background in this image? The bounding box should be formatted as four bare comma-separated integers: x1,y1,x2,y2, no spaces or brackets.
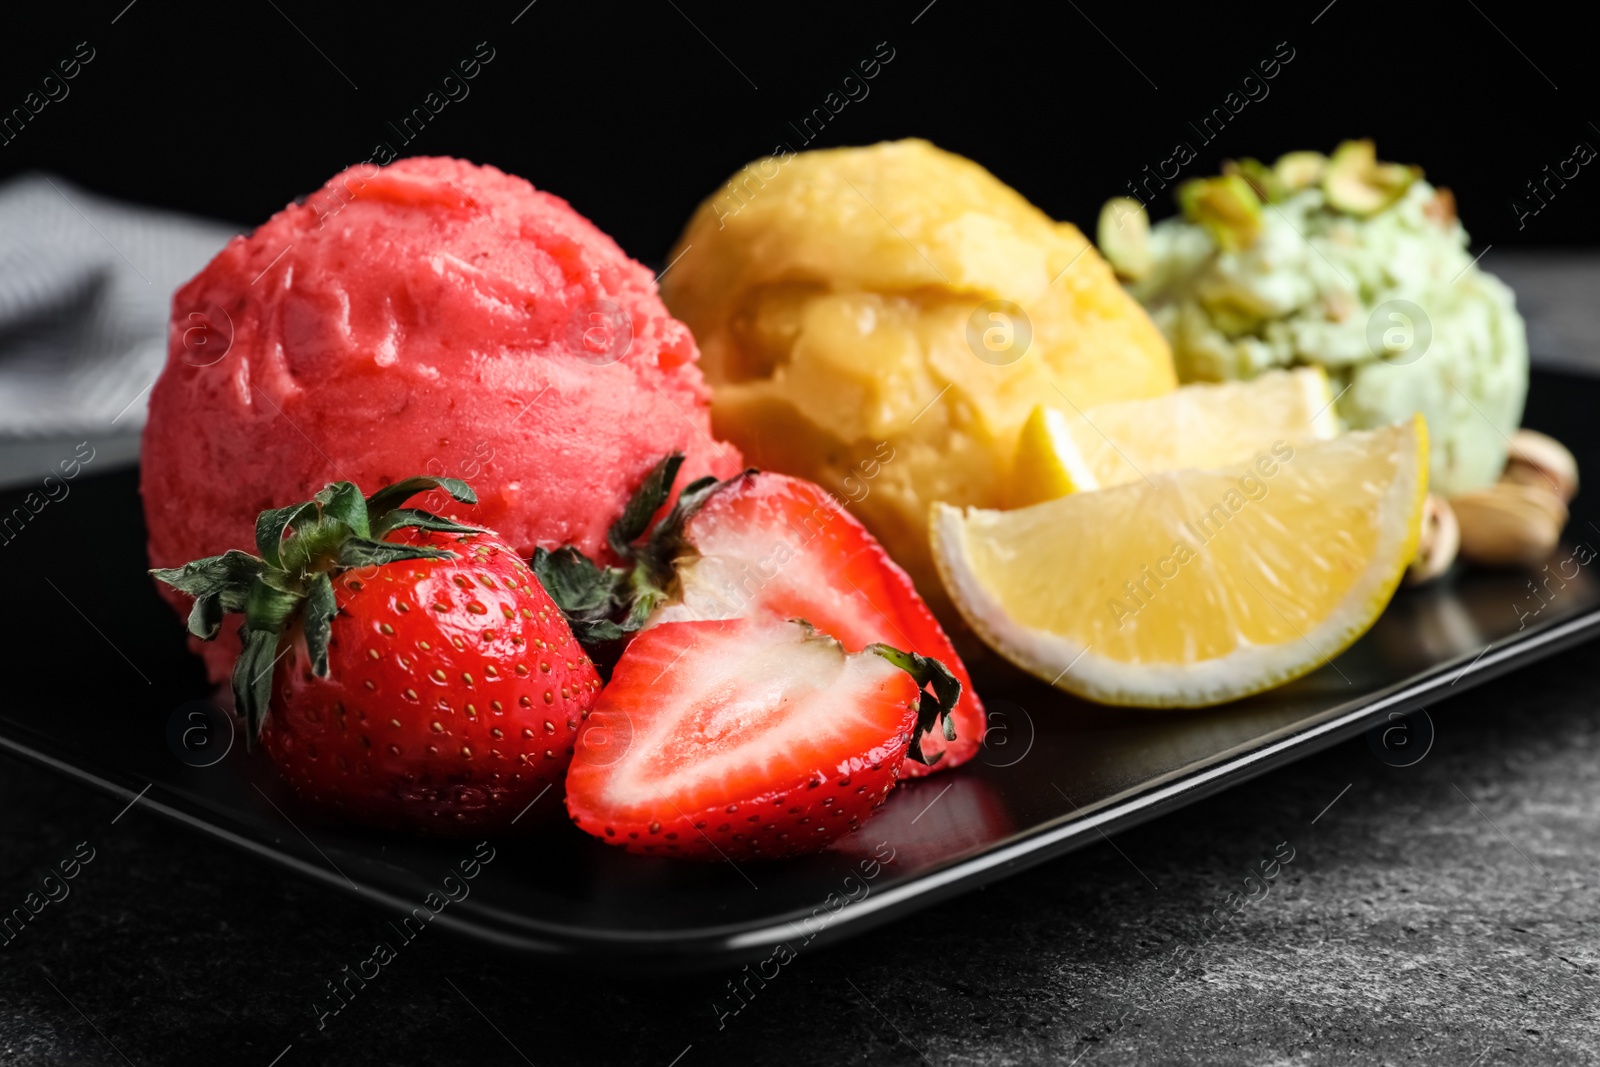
2,0,1597,258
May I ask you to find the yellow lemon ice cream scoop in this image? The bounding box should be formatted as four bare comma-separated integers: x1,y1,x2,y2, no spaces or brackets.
662,138,1175,620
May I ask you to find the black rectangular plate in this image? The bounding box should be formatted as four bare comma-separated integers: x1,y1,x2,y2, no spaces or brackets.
4,367,1598,970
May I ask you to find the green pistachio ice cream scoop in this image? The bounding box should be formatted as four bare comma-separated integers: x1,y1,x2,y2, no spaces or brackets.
1101,141,1528,496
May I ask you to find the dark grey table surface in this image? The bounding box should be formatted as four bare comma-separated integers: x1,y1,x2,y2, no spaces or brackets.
3,253,1599,1066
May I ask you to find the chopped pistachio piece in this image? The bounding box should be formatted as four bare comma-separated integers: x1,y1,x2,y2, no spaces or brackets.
1223,157,1285,203
1322,139,1420,217
1177,174,1263,252
1423,187,1457,227
1097,197,1152,281
1273,151,1326,192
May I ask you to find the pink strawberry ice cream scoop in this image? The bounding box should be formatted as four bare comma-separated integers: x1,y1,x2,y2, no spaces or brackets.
142,156,742,682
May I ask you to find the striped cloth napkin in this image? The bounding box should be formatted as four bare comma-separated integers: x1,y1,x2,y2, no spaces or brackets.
0,173,234,439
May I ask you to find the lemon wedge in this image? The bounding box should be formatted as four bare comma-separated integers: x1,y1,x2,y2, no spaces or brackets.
1009,405,1103,504
935,417,1428,707
1008,367,1340,507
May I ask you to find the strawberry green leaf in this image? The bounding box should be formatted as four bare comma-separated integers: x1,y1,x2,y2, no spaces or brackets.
371,508,481,539
679,474,720,498
364,476,476,526
533,461,755,662
254,501,319,570
302,572,337,677
608,453,684,558
568,617,629,645
534,546,622,615
867,644,963,766
187,593,224,641
647,473,724,545
635,472,745,577
153,551,269,641
315,481,371,540
150,549,265,607
531,545,657,669
335,537,455,570
234,627,282,741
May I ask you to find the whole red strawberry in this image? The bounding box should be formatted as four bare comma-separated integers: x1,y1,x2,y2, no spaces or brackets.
152,477,601,831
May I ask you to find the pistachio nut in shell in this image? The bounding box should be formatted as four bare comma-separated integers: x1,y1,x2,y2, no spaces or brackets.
1502,428,1578,504
1451,481,1567,568
1406,493,1460,586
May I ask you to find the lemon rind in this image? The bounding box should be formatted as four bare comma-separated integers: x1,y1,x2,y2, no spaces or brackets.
1297,365,1343,440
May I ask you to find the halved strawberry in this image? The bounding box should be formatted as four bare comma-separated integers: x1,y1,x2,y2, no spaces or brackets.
536,458,985,773
651,472,984,773
565,616,959,860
